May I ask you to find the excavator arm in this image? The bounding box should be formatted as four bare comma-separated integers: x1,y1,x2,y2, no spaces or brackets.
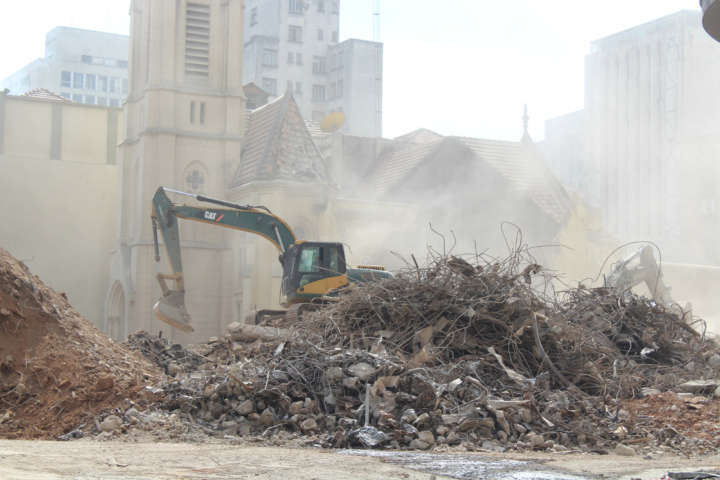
151,187,297,332
604,245,673,305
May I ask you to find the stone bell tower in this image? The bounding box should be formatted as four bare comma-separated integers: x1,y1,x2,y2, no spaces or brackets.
106,0,246,343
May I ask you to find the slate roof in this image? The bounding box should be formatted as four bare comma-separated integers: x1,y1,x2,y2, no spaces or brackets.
231,93,327,187
368,138,444,197
22,88,71,103
457,137,572,225
365,132,573,226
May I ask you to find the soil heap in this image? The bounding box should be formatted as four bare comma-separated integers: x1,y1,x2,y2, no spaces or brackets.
0,248,159,439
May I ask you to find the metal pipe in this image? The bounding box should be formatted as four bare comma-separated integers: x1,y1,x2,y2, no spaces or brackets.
151,217,161,262
162,186,273,214
273,224,286,252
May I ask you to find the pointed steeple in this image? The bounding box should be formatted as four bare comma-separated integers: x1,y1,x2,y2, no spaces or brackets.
521,104,532,144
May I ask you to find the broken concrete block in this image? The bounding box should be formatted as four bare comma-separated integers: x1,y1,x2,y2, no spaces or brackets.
400,408,417,424
614,443,636,456
417,430,435,445
677,379,720,394
300,418,318,432
99,415,123,433
236,399,255,415
409,439,430,450
325,366,344,381
348,362,375,381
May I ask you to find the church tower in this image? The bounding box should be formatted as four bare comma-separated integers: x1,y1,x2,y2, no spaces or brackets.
107,0,246,343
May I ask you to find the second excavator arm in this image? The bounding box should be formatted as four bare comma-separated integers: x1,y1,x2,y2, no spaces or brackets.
151,186,297,332
604,245,673,305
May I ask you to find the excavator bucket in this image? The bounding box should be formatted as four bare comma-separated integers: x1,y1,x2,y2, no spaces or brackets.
152,290,194,333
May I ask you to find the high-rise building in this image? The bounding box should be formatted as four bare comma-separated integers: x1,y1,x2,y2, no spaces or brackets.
243,0,383,137
0,26,129,107
545,10,720,264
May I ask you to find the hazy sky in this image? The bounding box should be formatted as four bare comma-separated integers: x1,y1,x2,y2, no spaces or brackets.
0,0,697,140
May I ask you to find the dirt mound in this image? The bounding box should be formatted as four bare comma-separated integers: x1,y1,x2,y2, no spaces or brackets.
0,248,159,439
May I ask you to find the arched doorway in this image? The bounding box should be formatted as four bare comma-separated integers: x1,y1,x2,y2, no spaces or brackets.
106,282,126,341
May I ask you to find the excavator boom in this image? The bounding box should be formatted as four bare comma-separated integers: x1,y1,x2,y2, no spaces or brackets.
151,187,296,332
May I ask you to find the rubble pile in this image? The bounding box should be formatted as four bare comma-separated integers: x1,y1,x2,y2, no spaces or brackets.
0,248,159,439
125,331,207,376
130,252,720,453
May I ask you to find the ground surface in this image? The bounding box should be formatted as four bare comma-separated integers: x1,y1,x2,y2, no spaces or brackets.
0,440,718,480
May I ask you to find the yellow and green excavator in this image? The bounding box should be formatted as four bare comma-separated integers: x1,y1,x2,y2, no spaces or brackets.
151,186,390,332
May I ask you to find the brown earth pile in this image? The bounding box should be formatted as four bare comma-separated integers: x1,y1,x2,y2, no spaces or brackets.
0,248,159,439
122,250,720,454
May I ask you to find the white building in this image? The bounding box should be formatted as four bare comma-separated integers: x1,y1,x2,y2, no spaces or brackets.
1,26,129,107
545,10,720,264
243,0,382,137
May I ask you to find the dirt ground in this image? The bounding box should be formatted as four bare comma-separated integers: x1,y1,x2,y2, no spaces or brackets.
0,440,718,480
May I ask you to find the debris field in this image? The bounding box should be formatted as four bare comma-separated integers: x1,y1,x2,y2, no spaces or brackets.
1,245,720,456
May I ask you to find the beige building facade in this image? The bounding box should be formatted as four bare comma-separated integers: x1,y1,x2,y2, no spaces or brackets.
0,90,121,326
108,0,246,344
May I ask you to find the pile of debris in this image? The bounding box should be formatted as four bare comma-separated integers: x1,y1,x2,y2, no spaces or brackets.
126,250,720,453
0,248,159,439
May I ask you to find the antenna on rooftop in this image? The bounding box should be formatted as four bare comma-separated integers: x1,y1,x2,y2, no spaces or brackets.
372,0,381,42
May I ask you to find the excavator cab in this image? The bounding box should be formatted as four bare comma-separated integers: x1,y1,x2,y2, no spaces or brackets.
281,241,349,303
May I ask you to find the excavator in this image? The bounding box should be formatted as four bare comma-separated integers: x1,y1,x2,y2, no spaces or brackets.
604,245,674,305
151,186,391,332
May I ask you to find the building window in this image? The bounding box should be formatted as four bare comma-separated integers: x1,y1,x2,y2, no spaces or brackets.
122,78,128,94
185,2,211,77
296,52,303,65
61,71,71,88
109,77,119,93
85,74,96,91
81,55,93,64
289,0,304,14
312,56,326,74
337,79,343,97
190,101,196,123
110,98,120,107
318,0,324,12
288,25,303,43
99,75,108,92
295,81,302,95
200,102,206,124
262,49,278,67
85,95,96,105
72,93,82,102
118,60,128,68
60,92,71,99
262,77,277,96
97,97,107,106
329,82,336,99
250,7,258,25
336,51,343,68
73,72,84,88
312,84,325,101
332,30,338,42
287,52,294,64
330,1,338,14
317,29,324,41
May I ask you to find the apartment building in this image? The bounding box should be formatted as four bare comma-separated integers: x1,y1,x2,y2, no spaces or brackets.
1,26,129,107
243,0,383,137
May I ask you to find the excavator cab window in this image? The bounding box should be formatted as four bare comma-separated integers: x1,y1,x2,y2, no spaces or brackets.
282,242,346,295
